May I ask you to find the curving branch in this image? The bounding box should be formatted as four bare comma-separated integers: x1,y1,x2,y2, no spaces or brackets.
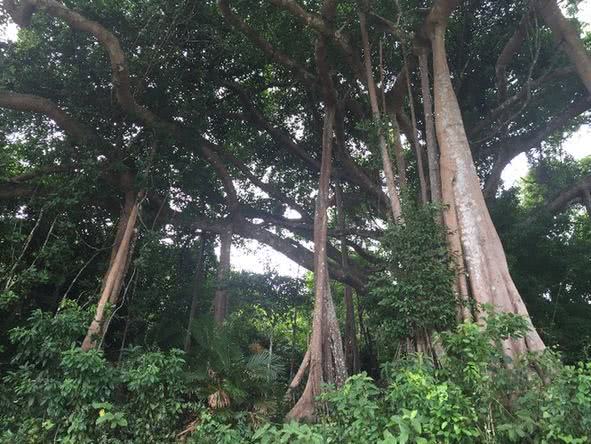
224,82,321,171
0,164,73,200
2,164,74,184
4,0,160,125
544,174,591,216
483,95,591,198
536,0,591,95
220,150,313,221
0,90,95,145
203,215,367,290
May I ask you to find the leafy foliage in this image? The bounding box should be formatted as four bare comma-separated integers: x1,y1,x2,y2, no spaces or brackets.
368,201,457,354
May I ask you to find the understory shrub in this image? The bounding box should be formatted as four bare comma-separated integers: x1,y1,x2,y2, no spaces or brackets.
0,302,190,443
1,302,590,443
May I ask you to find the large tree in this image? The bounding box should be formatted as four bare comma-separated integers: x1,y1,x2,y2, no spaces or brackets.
1,0,590,420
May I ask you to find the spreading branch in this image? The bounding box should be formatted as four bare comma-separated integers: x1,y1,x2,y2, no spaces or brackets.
544,174,591,216
483,95,591,198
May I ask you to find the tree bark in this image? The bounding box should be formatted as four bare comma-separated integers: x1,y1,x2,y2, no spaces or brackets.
430,21,545,357
81,191,140,351
537,0,591,95
213,227,232,325
184,233,209,352
417,50,441,203
390,115,409,190
404,66,429,204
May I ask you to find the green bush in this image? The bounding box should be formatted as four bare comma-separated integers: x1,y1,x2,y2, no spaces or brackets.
368,202,457,354
0,302,191,443
2,302,591,443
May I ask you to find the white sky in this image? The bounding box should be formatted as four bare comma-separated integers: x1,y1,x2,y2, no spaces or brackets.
2,2,591,277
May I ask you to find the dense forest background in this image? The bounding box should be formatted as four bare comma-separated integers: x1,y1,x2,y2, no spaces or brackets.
1,0,591,442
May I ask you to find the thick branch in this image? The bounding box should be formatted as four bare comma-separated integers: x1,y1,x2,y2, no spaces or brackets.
2,164,73,184
536,0,591,95
234,219,365,290
226,83,321,171
483,95,591,198
0,90,95,145
5,0,160,125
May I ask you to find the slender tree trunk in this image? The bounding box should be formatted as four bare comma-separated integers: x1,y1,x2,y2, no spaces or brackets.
405,71,429,204
343,286,359,372
286,105,347,421
184,233,209,352
418,50,442,203
359,12,403,221
268,327,274,381
430,22,545,357
82,191,140,351
213,227,232,325
335,184,360,374
290,305,298,379
537,0,591,95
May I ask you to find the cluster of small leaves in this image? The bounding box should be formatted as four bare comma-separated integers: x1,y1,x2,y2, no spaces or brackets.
368,201,458,354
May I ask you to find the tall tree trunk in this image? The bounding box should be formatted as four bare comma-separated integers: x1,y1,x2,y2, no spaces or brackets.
359,12,403,221
184,233,209,352
537,0,591,95
336,184,360,374
430,22,545,357
286,105,347,421
82,191,140,351
213,227,232,325
418,49,442,203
